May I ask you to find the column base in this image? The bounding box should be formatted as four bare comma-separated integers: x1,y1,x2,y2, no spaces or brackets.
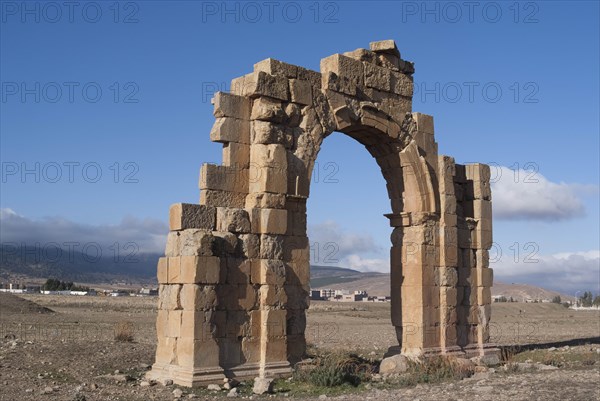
147,363,226,387
384,343,501,360
146,361,292,387
463,342,501,360
227,361,293,380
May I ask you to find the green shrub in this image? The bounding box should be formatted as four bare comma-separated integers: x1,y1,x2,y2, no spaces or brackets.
294,353,375,387
308,364,351,387
541,355,564,368
504,362,520,373
384,356,474,387
412,356,473,383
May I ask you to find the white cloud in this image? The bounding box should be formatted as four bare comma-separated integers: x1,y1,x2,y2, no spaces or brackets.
0,208,167,254
308,220,384,256
553,250,600,260
0,208,19,219
308,220,388,272
491,166,591,221
493,249,600,295
342,254,389,273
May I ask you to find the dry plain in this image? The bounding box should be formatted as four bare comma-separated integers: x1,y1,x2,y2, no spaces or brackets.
0,294,598,400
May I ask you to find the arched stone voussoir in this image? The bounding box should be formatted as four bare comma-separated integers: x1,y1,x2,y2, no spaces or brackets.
358,104,402,140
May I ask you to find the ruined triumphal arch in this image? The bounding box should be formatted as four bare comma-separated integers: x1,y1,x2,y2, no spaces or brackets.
148,40,497,386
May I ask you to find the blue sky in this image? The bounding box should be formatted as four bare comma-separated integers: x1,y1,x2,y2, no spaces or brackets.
1,1,599,295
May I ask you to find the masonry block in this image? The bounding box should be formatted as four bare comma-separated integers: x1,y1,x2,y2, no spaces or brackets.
157,257,168,284
170,203,216,231
289,78,312,105
259,284,287,307
251,259,286,285
216,207,251,233
213,92,251,120
477,268,494,288
251,121,293,148
251,96,286,123
250,208,288,234
240,71,289,101
199,163,248,194
210,117,250,144
200,189,246,209
248,167,287,194
222,142,250,169
245,192,286,209
225,257,252,284
364,62,392,92
179,255,223,284
464,199,492,220
254,58,298,79
320,53,364,88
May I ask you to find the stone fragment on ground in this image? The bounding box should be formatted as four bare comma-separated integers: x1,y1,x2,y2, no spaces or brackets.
253,377,273,394
379,354,410,374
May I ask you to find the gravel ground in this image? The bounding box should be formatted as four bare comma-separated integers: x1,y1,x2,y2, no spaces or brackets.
0,294,598,401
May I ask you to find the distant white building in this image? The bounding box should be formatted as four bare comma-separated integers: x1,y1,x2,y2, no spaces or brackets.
70,290,96,296
0,288,26,294
139,288,158,296
335,293,366,302
314,289,374,302
41,290,71,295
570,305,600,311
364,296,390,302
0,283,41,294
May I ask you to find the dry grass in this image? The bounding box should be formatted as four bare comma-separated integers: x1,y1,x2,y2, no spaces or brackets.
293,352,377,387
390,356,475,386
113,321,135,342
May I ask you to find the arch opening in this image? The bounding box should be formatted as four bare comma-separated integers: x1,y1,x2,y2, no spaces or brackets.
307,125,418,353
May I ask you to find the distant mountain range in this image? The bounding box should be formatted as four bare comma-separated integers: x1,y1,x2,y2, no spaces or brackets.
309,265,385,288
0,247,577,301
309,265,577,302
0,244,159,284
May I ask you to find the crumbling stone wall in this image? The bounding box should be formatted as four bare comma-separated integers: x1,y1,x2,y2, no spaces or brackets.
148,40,497,387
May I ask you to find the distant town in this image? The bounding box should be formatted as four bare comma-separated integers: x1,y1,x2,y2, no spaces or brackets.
311,289,390,302
0,281,157,297
1,281,385,301
2,281,599,310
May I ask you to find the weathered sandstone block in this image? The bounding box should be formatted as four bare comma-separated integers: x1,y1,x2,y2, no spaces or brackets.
251,259,286,285
213,92,251,120
210,117,250,144
251,97,286,123
216,207,251,233
250,208,288,235
165,229,215,257
170,203,216,231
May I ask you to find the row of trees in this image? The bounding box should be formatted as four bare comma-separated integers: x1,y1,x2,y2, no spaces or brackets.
41,279,89,292
495,293,600,307
577,291,600,307
495,296,517,303
553,293,600,307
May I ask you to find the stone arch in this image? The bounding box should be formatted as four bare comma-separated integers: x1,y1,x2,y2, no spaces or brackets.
148,40,498,387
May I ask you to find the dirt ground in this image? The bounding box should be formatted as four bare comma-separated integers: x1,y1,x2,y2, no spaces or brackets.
0,294,598,400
